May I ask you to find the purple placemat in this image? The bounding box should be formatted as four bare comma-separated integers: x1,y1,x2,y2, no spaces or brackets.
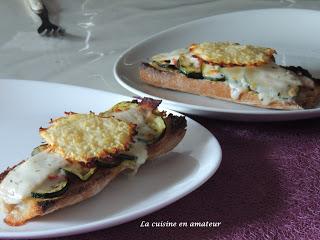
37,117,320,239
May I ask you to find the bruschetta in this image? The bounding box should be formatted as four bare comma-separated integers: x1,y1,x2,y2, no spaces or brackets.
140,42,320,109
0,98,186,226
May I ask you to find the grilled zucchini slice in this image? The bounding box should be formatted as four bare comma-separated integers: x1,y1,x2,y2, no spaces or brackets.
31,144,49,156
97,154,137,168
63,164,96,181
31,171,68,199
178,54,203,79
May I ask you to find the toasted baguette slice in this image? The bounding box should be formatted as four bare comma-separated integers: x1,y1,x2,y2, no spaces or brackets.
0,114,186,226
140,63,320,110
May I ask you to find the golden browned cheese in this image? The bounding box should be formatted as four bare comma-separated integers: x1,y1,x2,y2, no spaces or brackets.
189,42,275,66
40,113,136,163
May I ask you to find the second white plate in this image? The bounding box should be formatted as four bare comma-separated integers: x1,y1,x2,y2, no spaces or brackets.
114,8,320,121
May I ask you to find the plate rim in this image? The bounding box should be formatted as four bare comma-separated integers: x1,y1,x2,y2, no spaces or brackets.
113,8,320,117
0,79,222,239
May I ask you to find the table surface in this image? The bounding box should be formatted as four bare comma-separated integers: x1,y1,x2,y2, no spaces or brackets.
1,0,320,239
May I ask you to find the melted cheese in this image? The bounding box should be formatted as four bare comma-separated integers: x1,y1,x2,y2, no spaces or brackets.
0,152,67,204
111,108,158,142
189,42,275,66
221,63,303,104
110,108,150,169
181,52,202,68
228,78,250,100
124,141,148,170
40,114,135,163
202,64,225,80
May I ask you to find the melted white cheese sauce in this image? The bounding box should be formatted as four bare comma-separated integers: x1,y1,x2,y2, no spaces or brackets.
111,108,149,168
124,141,148,169
202,64,225,80
111,107,157,142
152,48,315,105
227,78,250,100
221,63,307,104
0,152,67,204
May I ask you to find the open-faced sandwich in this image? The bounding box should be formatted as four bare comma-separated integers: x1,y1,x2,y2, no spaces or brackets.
0,98,186,226
140,42,320,110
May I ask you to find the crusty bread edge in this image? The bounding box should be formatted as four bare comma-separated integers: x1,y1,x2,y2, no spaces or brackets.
140,63,320,110
1,114,187,226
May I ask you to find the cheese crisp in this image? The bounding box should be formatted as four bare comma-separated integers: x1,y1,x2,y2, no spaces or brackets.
40,113,136,163
189,42,276,66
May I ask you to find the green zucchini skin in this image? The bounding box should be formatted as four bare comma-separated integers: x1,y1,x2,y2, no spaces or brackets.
97,154,137,168
31,144,49,156
183,72,204,79
63,165,96,181
177,55,203,79
31,178,68,199
116,154,137,161
96,159,122,168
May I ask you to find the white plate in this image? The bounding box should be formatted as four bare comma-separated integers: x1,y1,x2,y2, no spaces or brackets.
0,79,221,239
114,8,320,121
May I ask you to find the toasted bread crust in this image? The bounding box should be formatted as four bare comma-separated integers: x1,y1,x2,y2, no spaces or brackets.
3,167,124,226
1,114,186,226
139,63,320,110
